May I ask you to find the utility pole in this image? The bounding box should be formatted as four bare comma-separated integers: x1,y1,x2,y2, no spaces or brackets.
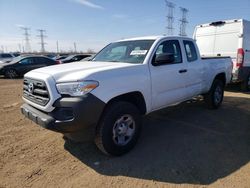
165,0,175,36
56,41,59,54
179,7,189,37
74,42,77,53
37,29,47,53
20,27,31,52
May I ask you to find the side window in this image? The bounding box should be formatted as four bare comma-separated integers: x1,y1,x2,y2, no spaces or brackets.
154,40,182,65
19,58,33,65
2,54,13,58
35,57,48,64
183,40,198,62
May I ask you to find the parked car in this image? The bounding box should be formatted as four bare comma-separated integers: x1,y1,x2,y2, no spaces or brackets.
54,55,68,61
0,53,15,63
80,54,95,61
0,55,61,78
21,36,232,156
62,54,92,63
12,53,21,57
45,54,57,59
194,19,250,91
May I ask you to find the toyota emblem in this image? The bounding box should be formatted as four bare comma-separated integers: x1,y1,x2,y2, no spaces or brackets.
28,83,34,94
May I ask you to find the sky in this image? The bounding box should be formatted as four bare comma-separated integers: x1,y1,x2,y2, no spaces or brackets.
0,0,250,52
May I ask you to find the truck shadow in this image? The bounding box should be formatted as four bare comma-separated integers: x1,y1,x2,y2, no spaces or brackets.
64,95,250,185
225,84,250,94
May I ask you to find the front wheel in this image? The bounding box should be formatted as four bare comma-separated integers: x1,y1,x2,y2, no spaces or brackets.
204,79,224,109
95,101,141,156
4,69,18,79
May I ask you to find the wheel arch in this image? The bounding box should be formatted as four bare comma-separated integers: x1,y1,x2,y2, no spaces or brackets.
214,72,226,86
105,91,147,115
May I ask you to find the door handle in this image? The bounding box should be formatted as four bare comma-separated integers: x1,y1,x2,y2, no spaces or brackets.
179,69,187,73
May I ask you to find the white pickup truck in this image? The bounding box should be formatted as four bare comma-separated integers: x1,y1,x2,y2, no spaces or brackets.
21,36,232,156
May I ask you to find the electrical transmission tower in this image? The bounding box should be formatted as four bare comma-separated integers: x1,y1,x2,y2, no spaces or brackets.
20,27,31,52
179,7,189,36
37,29,47,53
165,0,175,36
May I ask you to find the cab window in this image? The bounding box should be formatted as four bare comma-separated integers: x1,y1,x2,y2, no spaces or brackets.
183,40,198,62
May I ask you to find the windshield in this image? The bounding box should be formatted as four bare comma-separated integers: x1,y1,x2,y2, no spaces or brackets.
8,56,25,63
63,55,75,61
93,40,155,64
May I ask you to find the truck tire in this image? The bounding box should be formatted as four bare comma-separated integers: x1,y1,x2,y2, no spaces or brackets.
5,69,18,79
95,101,141,156
240,74,250,91
204,79,224,109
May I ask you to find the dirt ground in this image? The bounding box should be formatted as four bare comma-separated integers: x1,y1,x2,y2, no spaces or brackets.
0,79,249,188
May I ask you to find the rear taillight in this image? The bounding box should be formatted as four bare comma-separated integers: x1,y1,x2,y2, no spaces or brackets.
56,60,61,64
236,48,244,67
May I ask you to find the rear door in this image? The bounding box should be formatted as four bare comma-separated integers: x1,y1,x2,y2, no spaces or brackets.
243,20,250,67
194,25,216,57
17,58,34,74
195,20,241,59
150,39,188,110
183,40,204,97
33,57,50,69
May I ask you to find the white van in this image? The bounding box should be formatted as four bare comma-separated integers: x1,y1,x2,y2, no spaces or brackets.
193,19,250,90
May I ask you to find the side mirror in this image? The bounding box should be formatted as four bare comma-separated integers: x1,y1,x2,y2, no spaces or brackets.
154,53,175,66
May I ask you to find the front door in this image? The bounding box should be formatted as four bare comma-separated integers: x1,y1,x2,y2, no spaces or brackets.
150,40,188,110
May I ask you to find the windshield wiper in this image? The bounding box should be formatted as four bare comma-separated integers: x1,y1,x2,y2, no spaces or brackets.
109,60,120,62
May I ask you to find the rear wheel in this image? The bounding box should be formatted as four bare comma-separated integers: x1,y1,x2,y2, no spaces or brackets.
240,74,250,91
95,101,141,156
4,69,18,79
204,79,224,109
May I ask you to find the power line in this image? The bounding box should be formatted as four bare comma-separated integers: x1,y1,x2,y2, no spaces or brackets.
20,27,31,52
37,29,47,53
179,7,189,37
165,0,175,36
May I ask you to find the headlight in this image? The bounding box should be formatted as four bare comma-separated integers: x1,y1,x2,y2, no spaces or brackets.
56,81,99,96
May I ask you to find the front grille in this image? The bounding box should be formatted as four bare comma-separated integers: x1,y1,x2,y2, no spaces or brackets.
23,78,50,106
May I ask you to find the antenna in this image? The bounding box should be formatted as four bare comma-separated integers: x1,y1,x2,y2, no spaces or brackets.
20,27,31,52
179,7,189,36
37,29,47,53
165,0,175,36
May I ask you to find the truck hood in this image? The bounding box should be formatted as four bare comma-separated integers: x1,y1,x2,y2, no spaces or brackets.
26,61,138,82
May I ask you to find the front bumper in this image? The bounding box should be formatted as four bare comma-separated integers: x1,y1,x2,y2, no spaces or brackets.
21,94,105,133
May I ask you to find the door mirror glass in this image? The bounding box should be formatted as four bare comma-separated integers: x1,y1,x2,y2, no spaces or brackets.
154,53,175,66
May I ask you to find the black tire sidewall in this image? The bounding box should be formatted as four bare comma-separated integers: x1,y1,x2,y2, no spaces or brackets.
96,102,141,156
210,80,224,109
242,73,250,91
5,69,18,79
